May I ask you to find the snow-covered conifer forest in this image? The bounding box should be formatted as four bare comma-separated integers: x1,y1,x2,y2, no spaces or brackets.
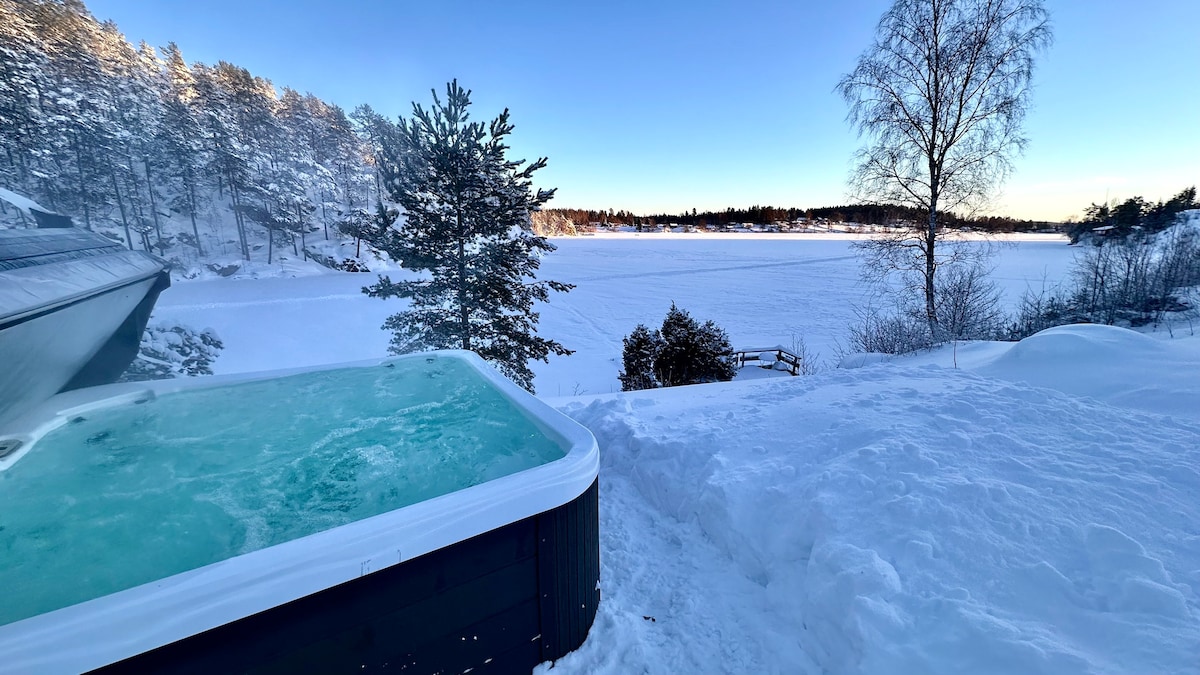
0,0,381,271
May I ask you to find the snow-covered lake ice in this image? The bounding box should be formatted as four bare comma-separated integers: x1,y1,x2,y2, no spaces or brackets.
154,234,1079,396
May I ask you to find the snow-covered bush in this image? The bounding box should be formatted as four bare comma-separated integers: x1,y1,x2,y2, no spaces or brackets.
846,306,933,355
119,323,224,382
618,325,664,391
618,304,736,390
1009,210,1200,337
848,260,1004,355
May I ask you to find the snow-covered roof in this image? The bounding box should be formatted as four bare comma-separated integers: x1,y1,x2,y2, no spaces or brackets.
0,187,50,215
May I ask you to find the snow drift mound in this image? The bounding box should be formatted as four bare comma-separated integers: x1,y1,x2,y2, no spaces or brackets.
978,324,1200,420
551,362,1200,674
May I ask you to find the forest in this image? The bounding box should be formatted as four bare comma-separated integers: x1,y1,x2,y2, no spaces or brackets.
534,204,1065,234
0,0,383,263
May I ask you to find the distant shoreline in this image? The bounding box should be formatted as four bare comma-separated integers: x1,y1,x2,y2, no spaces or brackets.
554,231,1071,243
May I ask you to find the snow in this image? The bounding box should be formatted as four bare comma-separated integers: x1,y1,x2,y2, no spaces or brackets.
150,273,396,375
153,235,1075,395
547,341,1200,674
0,187,49,215
25,234,1200,673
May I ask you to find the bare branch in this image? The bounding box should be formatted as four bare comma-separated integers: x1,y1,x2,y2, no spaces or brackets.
839,0,1050,334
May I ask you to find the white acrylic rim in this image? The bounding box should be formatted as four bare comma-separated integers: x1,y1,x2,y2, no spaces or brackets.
0,351,599,674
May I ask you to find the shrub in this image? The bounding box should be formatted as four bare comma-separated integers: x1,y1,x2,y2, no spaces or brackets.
848,259,1004,355
618,324,663,391
619,304,736,391
846,306,933,355
1006,282,1083,340
120,323,224,381
1008,210,1200,338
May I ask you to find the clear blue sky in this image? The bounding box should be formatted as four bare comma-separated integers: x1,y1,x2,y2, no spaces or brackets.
87,0,1199,221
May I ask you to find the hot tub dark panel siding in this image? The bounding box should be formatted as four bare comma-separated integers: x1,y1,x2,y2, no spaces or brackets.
91,479,600,675
536,478,601,661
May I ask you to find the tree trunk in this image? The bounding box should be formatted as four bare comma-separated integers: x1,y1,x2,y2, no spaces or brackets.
127,167,150,251
109,166,133,250
925,197,939,339
72,133,93,232
298,201,307,260
186,178,203,257
291,202,299,256
320,188,329,240
230,178,249,260
266,200,274,265
143,157,163,243
456,195,471,351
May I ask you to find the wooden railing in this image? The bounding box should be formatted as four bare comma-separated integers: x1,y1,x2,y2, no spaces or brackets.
730,347,803,376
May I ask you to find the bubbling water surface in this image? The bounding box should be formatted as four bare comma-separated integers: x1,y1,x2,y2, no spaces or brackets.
0,357,564,626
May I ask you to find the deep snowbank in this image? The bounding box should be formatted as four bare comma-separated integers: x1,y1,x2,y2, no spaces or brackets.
874,324,1200,422
978,324,1200,420
547,328,1200,674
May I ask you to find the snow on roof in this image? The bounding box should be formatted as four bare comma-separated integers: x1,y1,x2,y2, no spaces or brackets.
0,187,50,215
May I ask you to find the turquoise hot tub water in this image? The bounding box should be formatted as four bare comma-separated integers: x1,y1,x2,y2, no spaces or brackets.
0,356,566,628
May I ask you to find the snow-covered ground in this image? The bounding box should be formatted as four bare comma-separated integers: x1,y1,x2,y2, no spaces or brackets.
149,234,1200,674
546,326,1200,675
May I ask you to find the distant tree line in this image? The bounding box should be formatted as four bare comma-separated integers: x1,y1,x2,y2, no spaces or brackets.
1066,187,1197,244
535,204,1062,234
0,0,387,263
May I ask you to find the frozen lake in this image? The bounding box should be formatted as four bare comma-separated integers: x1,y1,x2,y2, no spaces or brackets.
152,234,1079,396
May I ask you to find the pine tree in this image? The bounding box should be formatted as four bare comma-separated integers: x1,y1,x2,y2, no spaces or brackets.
654,303,736,387
350,103,390,207
0,0,50,201
312,98,369,220
193,62,262,260
363,81,572,392
158,42,209,256
618,304,737,390
618,324,664,391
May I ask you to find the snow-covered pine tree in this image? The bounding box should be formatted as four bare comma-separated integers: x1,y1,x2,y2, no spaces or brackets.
350,103,390,207
617,305,736,390
159,42,209,256
653,303,736,387
311,98,370,223
362,81,573,392
0,0,50,205
618,324,664,391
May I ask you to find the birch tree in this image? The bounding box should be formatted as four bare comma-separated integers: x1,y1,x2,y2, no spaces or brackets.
838,0,1051,338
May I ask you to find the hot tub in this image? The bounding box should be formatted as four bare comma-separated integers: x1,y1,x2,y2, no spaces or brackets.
0,351,599,673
